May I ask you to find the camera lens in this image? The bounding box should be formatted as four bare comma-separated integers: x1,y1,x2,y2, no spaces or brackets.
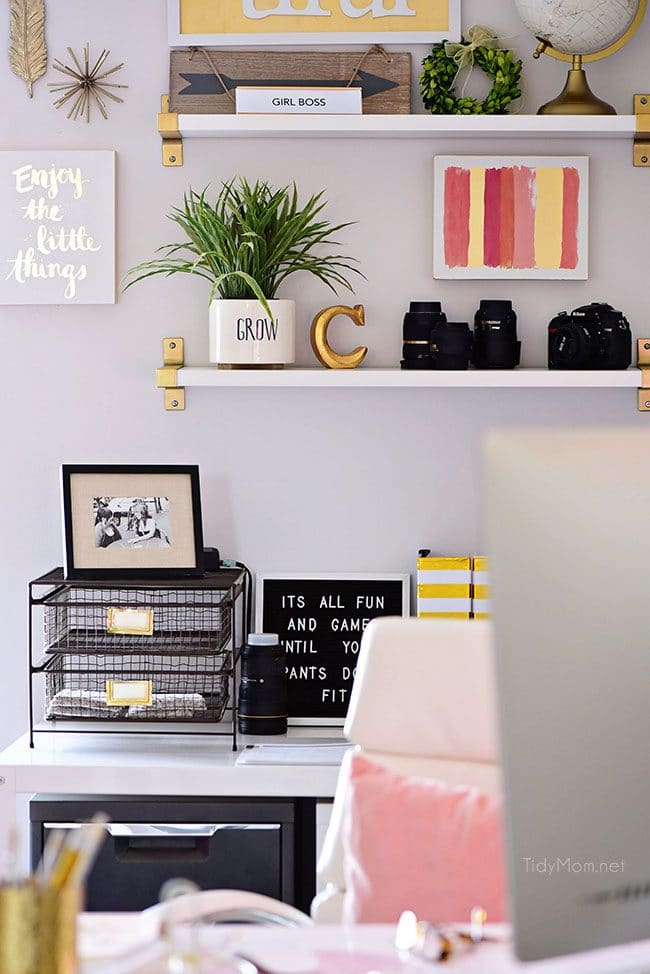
430,322,473,370
401,301,447,370
548,315,599,369
402,341,433,362
238,633,288,736
472,300,521,370
476,299,515,323
409,301,444,315
403,315,440,341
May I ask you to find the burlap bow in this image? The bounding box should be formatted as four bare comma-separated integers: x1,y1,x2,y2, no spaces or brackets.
444,25,506,95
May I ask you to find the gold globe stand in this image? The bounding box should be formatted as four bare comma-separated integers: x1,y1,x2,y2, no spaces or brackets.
532,0,647,115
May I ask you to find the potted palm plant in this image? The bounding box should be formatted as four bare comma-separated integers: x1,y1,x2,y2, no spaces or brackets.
124,177,361,368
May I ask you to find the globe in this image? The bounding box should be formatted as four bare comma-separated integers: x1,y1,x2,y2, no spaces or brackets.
514,0,639,55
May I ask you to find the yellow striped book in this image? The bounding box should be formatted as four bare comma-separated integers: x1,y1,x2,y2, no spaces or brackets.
472,556,491,619
417,555,472,618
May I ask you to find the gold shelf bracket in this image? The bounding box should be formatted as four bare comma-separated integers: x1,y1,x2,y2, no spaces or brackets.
637,339,650,410
157,337,185,411
159,94,183,167
634,95,650,167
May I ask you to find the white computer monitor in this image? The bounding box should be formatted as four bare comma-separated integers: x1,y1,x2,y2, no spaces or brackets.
486,429,650,962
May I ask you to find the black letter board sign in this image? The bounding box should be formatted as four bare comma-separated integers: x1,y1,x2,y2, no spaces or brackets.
256,573,410,724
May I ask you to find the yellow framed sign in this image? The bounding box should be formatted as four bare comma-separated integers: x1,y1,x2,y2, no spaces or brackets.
168,0,460,46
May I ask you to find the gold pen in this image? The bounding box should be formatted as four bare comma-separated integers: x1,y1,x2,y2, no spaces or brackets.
48,813,109,890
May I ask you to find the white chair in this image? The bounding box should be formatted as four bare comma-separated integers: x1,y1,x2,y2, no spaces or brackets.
312,616,500,922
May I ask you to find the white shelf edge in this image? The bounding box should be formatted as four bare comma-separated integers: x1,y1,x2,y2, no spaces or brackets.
177,367,641,389
177,113,635,140
31,719,235,735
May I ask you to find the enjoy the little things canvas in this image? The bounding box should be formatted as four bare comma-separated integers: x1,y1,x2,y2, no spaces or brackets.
0,150,116,305
433,155,589,280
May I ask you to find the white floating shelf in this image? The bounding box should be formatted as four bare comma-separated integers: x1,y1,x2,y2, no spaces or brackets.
178,367,641,389
177,113,635,141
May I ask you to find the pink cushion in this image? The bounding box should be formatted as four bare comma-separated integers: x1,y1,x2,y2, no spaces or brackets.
341,752,507,924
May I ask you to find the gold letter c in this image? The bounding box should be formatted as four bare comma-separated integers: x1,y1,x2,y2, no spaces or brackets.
310,304,367,369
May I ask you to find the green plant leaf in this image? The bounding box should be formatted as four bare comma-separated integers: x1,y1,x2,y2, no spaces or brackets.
209,271,273,319
122,177,363,306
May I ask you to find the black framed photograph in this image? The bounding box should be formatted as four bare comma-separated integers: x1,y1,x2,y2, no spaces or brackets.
61,465,205,579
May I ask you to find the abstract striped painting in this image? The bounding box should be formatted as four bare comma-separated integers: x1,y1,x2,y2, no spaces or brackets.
433,156,588,280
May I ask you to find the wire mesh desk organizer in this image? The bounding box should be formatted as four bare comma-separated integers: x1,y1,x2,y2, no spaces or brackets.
28,569,247,747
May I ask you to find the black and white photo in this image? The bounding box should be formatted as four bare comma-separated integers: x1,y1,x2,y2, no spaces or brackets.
93,497,171,549
62,465,204,579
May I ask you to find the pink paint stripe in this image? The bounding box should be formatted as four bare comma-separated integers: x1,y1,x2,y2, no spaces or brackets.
444,167,470,267
560,167,580,270
512,166,536,269
500,167,515,269
483,168,501,267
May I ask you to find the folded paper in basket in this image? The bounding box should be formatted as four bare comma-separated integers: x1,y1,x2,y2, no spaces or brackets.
46,689,208,721
47,689,126,720
128,693,207,719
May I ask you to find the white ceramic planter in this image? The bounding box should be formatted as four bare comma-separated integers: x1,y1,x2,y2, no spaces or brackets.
209,299,296,368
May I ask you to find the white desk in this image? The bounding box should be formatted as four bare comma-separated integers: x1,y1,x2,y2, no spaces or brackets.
0,729,342,865
78,917,650,974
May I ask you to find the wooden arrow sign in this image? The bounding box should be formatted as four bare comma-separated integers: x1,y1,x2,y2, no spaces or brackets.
169,49,411,115
179,69,399,100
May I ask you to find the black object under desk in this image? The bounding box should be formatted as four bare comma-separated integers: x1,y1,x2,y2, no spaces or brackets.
30,795,316,913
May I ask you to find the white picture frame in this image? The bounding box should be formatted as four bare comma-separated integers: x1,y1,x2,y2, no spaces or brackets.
256,571,410,726
0,149,116,305
167,0,460,47
433,155,589,281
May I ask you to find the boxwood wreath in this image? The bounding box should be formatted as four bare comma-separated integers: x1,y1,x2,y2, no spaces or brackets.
420,27,523,116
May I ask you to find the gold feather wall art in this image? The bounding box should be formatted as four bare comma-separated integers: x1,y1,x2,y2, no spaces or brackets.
49,44,127,122
9,0,48,98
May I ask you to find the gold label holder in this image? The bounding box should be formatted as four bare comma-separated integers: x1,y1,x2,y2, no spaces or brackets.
106,679,153,707
106,607,154,636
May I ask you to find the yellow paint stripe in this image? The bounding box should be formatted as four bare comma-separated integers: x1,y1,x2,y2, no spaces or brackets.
474,613,492,620
534,167,563,269
418,612,472,620
474,585,491,600
418,584,472,598
467,168,486,268
473,557,489,572
417,557,471,570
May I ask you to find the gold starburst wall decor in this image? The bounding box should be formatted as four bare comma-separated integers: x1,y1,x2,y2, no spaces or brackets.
49,44,127,122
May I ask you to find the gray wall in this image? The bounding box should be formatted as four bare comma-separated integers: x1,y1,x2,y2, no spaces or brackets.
1,0,649,747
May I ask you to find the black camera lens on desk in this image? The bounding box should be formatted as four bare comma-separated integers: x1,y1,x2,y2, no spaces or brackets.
401,301,447,370
238,633,288,736
472,300,521,370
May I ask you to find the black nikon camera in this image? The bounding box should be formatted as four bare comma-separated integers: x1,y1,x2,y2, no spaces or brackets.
548,303,632,370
